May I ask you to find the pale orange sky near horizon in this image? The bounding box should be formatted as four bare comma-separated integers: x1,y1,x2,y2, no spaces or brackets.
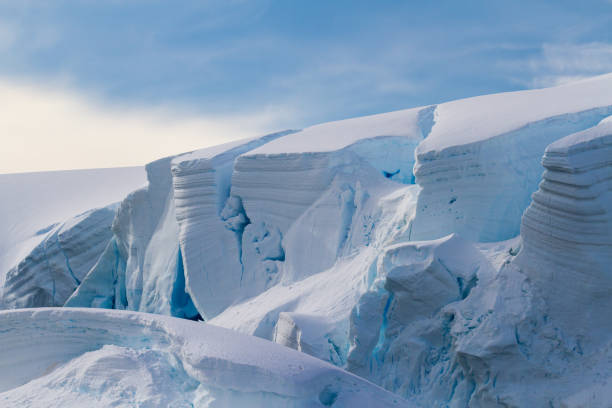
0,80,289,174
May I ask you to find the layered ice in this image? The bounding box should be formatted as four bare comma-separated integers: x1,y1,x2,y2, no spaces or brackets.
516,115,612,337
3,75,612,407
0,308,407,408
410,74,612,242
0,167,145,293
66,156,200,318
2,207,116,308
171,131,294,318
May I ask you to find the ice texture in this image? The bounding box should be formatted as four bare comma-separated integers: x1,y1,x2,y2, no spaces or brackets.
171,131,294,318
516,115,612,336
410,73,612,242
2,75,612,407
2,207,116,308
0,167,145,287
66,156,200,318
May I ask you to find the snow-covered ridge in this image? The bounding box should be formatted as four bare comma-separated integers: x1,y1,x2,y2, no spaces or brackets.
0,308,407,407
410,74,612,242
249,106,434,155
0,167,146,285
418,73,612,154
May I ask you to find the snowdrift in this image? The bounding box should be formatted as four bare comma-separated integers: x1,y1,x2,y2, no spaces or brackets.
0,308,406,407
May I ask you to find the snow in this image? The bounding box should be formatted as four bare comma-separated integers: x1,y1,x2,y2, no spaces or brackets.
248,106,432,155
418,72,612,154
410,73,612,242
2,75,612,407
548,114,612,151
0,308,408,407
0,166,145,290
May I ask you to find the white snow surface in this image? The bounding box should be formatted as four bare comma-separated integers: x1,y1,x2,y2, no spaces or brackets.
249,107,428,154
0,308,407,408
548,114,612,150
418,73,612,154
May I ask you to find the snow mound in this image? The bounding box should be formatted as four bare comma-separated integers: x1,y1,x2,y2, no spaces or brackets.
0,308,408,408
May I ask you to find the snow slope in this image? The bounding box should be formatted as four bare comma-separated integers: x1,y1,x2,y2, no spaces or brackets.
0,167,145,276
0,308,407,408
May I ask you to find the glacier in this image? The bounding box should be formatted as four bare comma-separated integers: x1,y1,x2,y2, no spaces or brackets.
1,73,612,407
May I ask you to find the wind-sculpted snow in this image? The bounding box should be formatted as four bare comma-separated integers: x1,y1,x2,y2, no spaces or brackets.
516,115,612,337
410,74,612,242
2,207,115,308
0,308,408,407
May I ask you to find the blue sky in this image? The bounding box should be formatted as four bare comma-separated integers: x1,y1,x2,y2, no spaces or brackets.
1,0,611,172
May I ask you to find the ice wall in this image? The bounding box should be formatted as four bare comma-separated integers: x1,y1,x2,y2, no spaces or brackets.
67,156,200,318
410,75,612,242
171,132,294,319
516,116,612,337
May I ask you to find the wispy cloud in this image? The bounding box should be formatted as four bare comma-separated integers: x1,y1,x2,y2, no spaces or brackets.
529,42,612,87
0,78,292,174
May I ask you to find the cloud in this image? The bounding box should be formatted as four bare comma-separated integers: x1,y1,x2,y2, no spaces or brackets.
529,42,612,87
0,20,16,49
0,78,291,174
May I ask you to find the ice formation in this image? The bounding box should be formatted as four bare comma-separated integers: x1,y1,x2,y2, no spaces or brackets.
2,74,612,407
517,116,612,333
0,166,145,301
2,207,115,308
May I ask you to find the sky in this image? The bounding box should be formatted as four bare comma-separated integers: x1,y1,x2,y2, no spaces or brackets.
0,0,611,173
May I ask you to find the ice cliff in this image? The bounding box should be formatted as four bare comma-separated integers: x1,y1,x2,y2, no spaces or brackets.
2,74,612,407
